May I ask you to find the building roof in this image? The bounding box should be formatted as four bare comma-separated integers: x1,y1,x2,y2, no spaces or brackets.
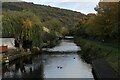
0,34,15,38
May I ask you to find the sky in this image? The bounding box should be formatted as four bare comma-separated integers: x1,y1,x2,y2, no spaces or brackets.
19,0,100,14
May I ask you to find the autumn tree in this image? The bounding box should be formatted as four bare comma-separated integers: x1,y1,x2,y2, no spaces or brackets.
2,11,43,50
94,2,119,40
75,1,119,41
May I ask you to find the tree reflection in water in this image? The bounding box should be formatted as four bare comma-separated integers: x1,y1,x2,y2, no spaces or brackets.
2,54,44,79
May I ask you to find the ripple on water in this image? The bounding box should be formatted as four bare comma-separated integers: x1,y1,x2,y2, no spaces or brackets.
2,39,93,79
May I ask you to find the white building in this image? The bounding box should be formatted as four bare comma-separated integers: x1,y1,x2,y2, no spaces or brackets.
0,38,16,49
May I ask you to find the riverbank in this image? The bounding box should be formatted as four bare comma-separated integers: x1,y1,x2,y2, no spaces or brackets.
2,39,93,79
1,38,60,64
1,47,42,64
74,37,119,73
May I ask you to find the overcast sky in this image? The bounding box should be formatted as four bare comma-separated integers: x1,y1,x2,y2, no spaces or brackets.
19,0,100,14
2,0,119,14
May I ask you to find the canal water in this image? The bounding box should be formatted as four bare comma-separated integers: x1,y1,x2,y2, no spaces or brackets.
2,39,93,79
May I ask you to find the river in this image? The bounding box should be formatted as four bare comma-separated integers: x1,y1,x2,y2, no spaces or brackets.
2,39,94,79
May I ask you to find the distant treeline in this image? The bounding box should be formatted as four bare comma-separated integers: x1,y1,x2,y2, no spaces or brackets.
74,1,120,73
75,2,120,42
2,2,84,48
2,1,120,48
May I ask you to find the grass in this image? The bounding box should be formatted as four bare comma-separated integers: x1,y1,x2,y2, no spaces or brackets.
74,37,119,72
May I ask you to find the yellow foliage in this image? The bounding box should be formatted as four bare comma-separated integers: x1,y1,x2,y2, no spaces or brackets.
21,19,32,29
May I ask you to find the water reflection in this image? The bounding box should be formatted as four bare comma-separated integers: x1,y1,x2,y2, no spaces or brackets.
42,40,81,52
2,39,93,79
2,54,44,79
43,53,93,78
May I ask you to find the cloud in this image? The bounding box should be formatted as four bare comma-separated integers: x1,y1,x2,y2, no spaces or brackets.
2,0,100,14
21,0,100,2
1,0,119,15
74,2,97,14
100,0,119,2
1,0,22,2
35,2,97,14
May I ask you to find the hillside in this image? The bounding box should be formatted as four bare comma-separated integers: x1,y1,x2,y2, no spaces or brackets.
2,2,85,47
2,2,85,35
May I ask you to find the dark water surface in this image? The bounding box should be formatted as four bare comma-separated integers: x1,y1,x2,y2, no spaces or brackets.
2,40,93,79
